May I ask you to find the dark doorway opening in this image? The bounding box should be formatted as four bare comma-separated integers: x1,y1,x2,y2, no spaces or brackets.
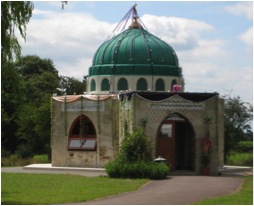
175,122,193,170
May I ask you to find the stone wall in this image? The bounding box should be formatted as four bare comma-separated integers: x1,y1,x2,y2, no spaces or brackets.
52,93,224,174
127,93,224,174
51,95,119,168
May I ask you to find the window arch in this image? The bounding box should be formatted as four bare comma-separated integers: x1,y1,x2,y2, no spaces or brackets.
90,79,96,91
171,79,177,91
68,114,96,150
117,78,128,91
137,78,148,91
101,78,110,91
155,79,165,91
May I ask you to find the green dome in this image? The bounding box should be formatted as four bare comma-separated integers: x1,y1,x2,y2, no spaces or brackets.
89,27,182,77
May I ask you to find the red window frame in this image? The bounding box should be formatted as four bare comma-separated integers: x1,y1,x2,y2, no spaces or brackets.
68,114,97,151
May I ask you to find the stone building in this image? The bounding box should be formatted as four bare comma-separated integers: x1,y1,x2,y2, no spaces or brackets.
51,5,224,175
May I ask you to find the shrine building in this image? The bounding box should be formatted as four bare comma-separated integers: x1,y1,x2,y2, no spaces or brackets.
51,5,224,175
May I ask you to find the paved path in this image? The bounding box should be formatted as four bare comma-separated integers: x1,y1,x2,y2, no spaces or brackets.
77,176,243,205
2,164,250,205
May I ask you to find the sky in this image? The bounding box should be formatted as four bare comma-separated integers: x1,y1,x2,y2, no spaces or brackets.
19,1,253,104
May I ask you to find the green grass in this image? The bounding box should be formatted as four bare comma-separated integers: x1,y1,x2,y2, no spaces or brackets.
1,173,148,205
194,176,253,205
226,152,253,166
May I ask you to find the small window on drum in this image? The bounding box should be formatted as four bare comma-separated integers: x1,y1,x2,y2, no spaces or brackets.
137,78,148,90
117,78,128,91
68,115,96,150
90,79,96,91
101,78,110,91
155,79,165,91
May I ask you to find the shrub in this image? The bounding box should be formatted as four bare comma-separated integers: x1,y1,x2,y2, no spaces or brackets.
235,141,253,153
1,147,11,158
106,161,169,179
118,128,153,163
15,144,34,159
226,152,253,166
1,155,31,167
106,128,169,179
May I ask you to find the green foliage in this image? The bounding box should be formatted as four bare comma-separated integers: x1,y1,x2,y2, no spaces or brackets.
1,63,24,153
16,55,59,79
118,128,153,163
2,55,60,156
1,1,34,64
15,144,33,159
224,96,253,161
226,152,253,167
1,173,148,205
106,128,169,179
194,176,253,205
1,154,50,167
235,141,253,153
59,75,85,95
106,161,169,179
1,155,32,167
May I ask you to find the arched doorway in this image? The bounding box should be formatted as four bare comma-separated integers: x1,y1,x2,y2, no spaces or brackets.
156,114,195,171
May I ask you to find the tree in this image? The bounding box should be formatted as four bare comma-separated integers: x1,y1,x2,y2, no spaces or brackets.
14,55,60,155
1,1,34,65
59,76,85,95
1,1,34,155
1,63,25,154
224,95,253,160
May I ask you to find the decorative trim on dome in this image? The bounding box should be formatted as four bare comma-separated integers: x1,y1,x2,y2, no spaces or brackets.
89,64,182,77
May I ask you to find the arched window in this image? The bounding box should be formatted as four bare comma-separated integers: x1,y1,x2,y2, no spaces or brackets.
171,79,177,91
68,115,96,150
117,78,128,91
101,78,110,91
155,79,165,91
90,79,96,91
137,78,148,91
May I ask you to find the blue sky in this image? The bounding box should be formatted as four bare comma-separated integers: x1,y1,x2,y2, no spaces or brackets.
19,1,253,103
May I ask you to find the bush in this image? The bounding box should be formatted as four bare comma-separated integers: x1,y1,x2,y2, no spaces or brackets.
1,154,50,167
118,128,153,163
106,128,169,179
15,144,34,159
226,152,253,166
106,161,169,179
1,155,32,167
235,141,253,153
1,147,11,158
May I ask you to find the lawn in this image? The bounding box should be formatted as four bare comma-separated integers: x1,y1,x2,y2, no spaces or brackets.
1,173,149,205
194,176,253,205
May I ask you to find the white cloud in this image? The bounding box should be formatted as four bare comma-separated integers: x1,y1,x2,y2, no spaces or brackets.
224,2,253,20
20,10,115,78
143,14,213,51
239,27,253,47
19,8,252,103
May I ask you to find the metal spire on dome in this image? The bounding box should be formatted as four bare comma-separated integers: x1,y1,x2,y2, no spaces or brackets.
106,4,147,40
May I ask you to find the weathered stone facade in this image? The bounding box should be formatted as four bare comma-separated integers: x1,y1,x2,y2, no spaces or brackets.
51,95,119,168
51,92,224,175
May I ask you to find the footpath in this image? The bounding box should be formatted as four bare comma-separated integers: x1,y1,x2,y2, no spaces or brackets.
1,164,252,205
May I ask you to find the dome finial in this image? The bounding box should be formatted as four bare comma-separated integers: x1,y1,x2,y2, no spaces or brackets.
129,3,142,29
